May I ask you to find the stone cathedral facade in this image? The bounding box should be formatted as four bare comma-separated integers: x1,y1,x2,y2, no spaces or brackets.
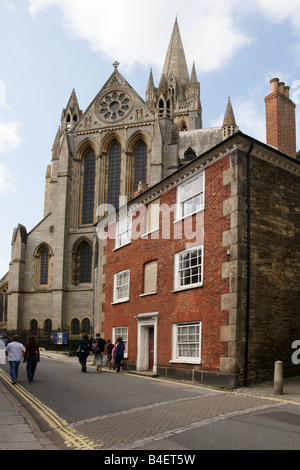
0,19,236,336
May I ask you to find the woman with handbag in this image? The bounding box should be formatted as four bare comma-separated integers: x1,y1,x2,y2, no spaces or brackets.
114,337,125,373
74,334,91,372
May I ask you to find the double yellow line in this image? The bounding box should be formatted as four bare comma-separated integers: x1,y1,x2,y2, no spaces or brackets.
0,368,99,450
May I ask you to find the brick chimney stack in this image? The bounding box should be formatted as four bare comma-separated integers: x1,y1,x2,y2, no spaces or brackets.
265,78,297,159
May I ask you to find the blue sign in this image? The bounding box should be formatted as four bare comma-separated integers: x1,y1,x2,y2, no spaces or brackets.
53,333,68,345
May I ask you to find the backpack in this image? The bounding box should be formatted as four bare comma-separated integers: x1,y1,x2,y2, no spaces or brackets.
92,339,100,354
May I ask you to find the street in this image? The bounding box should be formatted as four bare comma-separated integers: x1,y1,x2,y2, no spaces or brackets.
1,352,300,452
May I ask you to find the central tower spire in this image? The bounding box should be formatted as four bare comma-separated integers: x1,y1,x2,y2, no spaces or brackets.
146,18,202,131
161,17,190,90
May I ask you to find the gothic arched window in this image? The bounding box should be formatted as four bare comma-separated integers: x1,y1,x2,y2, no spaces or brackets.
0,286,8,323
71,318,80,335
44,319,52,335
133,140,147,193
81,318,91,334
30,319,38,336
35,245,51,287
81,148,96,225
40,247,49,285
107,140,121,210
74,240,93,285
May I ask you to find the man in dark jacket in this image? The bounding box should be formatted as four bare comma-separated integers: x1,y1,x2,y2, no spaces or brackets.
75,334,91,372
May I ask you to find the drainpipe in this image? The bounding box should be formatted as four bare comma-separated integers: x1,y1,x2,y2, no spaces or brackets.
244,139,254,386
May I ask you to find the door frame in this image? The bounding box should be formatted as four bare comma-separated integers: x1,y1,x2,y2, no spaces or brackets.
136,312,158,373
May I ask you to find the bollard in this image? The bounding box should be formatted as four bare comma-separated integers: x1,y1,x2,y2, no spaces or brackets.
274,361,283,395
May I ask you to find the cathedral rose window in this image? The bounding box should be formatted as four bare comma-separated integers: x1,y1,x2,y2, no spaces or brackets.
97,91,132,122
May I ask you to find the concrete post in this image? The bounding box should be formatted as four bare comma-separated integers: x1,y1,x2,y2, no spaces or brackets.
274,361,283,395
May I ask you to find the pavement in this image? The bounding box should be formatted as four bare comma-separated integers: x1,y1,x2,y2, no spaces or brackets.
1,351,300,450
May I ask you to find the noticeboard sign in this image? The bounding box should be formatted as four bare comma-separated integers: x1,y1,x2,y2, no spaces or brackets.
53,333,68,345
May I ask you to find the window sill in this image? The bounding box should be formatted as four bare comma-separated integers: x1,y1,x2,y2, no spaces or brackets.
139,292,157,298
113,241,131,251
141,228,159,239
169,359,202,365
111,299,130,305
172,283,203,293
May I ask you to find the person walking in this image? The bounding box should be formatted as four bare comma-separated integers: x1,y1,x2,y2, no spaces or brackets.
114,337,125,373
92,333,107,372
106,339,114,370
24,336,40,382
75,333,91,372
5,335,25,384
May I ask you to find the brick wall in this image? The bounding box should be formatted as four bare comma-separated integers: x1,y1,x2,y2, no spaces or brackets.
101,155,232,379
265,85,296,159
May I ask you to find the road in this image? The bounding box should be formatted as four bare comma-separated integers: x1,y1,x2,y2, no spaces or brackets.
1,352,300,452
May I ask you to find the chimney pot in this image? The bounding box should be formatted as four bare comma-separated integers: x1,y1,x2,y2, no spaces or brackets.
284,86,290,99
265,79,297,159
278,82,285,94
270,78,279,93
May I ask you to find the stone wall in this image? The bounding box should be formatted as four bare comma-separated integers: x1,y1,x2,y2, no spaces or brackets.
247,155,300,382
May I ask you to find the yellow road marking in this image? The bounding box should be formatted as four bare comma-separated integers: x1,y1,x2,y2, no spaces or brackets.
0,369,100,450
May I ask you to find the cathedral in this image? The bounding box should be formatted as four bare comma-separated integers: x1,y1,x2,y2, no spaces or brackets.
0,19,236,335
1,18,300,387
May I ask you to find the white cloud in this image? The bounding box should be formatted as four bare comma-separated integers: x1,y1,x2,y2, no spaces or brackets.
252,0,300,28
234,97,266,143
27,0,254,74
0,162,15,195
0,120,22,153
0,0,16,10
27,0,300,76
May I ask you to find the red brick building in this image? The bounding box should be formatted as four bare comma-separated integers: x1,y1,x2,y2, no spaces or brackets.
98,121,300,388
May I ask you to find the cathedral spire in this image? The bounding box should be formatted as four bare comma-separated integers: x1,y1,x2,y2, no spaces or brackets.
146,69,156,112
222,97,237,140
161,18,189,90
61,89,82,132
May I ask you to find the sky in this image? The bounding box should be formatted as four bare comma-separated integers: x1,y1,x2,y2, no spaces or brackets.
1,0,300,277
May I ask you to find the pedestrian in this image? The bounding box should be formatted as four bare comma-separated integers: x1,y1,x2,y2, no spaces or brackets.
5,335,25,384
114,337,125,373
75,333,91,372
24,336,40,382
106,339,114,370
92,333,107,372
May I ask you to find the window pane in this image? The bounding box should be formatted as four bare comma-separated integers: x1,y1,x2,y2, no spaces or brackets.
176,323,200,360
82,149,96,224
71,318,80,335
177,247,202,288
79,243,92,284
44,319,52,335
179,174,204,218
40,248,49,285
115,270,130,301
134,141,147,192
117,216,132,248
107,141,121,210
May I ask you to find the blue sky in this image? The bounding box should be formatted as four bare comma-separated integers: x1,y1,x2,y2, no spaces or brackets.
1,0,300,276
